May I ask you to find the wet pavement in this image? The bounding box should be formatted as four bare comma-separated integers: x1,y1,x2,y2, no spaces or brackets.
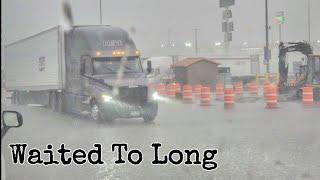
2,98,320,180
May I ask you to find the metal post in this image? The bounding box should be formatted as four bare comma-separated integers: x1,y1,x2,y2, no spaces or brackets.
99,0,102,25
167,29,171,47
224,7,230,54
167,29,172,56
308,0,311,42
279,24,282,42
265,0,270,73
193,28,199,56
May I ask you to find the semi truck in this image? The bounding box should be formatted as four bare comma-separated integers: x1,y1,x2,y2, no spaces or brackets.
3,25,158,122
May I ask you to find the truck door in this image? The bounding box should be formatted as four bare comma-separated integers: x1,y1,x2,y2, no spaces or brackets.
79,55,93,114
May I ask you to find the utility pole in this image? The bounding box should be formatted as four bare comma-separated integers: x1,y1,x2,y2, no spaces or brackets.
167,28,174,57
307,0,311,42
99,0,102,25
279,24,282,42
167,28,172,47
193,28,199,56
265,0,270,73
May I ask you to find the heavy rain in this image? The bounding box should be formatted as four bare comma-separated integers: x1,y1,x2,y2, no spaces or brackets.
1,0,320,180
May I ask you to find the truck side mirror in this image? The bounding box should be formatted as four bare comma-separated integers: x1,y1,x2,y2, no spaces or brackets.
1,111,23,139
147,61,152,74
2,111,23,128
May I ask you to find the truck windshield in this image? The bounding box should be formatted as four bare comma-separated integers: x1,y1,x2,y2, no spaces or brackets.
92,56,143,75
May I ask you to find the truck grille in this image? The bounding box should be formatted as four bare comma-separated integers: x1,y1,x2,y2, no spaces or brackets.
119,86,148,105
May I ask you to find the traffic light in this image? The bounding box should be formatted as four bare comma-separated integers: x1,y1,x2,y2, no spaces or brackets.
274,16,285,24
219,0,235,8
274,12,285,24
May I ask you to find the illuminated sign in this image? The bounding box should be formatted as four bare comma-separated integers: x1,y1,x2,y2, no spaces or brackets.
102,40,123,47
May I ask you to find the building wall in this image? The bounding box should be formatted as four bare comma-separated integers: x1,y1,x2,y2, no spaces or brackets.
186,61,219,88
174,67,187,84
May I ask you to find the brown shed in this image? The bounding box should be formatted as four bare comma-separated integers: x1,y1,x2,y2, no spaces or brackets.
173,57,220,88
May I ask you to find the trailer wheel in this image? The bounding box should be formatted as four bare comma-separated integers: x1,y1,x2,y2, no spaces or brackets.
12,91,19,105
56,92,65,113
49,91,57,111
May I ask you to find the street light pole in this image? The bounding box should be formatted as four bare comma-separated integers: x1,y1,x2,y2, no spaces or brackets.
279,23,282,42
193,28,199,56
99,0,102,25
307,0,311,42
265,0,270,73
167,28,172,47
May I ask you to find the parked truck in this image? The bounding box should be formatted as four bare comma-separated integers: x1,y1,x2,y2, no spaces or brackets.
4,25,158,122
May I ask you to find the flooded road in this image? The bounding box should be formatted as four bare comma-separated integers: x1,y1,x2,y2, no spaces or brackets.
2,100,320,180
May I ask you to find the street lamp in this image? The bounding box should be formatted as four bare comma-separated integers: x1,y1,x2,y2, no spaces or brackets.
185,41,192,48
214,42,222,46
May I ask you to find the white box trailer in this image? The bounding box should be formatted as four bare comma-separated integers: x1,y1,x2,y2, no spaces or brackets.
211,56,260,84
212,56,260,77
4,26,65,91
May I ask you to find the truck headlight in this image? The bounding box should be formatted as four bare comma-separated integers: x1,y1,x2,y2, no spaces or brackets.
102,94,113,102
152,92,160,100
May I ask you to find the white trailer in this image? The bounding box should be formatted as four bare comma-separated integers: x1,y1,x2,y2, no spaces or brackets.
4,26,65,91
212,56,260,78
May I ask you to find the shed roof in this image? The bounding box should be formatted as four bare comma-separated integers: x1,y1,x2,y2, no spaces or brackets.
173,57,219,67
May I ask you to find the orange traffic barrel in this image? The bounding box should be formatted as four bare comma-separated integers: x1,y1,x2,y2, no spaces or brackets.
183,84,193,103
166,83,176,99
263,80,271,98
234,81,244,97
224,88,235,108
302,85,314,106
200,86,212,106
175,82,181,94
194,84,202,98
249,81,259,96
215,82,224,100
265,84,278,109
157,83,166,95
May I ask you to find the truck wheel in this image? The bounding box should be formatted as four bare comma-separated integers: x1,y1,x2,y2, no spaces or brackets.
91,102,102,123
142,101,158,122
91,102,115,123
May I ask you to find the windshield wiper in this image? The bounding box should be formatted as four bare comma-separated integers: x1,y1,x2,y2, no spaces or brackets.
104,67,115,72
124,66,133,71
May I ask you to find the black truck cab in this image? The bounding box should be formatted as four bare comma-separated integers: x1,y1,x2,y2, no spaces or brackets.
63,26,158,122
